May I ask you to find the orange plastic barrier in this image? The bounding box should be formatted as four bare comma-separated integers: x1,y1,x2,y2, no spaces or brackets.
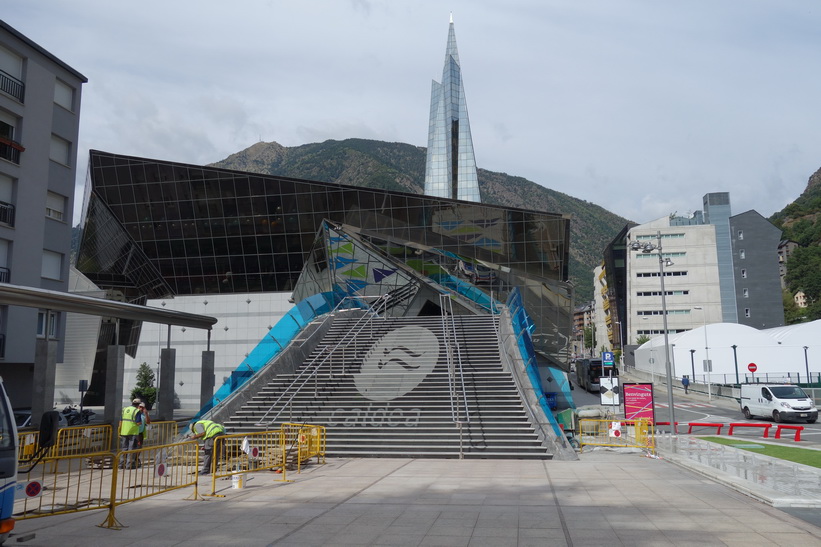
727,423,771,438
774,424,804,441
687,422,723,435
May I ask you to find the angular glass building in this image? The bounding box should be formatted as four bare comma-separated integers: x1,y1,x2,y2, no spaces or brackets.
424,17,481,203
76,150,572,406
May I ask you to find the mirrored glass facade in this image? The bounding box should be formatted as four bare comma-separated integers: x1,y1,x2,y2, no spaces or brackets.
424,20,481,203
77,150,573,365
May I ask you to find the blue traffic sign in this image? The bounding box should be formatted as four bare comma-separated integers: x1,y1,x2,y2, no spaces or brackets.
602,351,615,366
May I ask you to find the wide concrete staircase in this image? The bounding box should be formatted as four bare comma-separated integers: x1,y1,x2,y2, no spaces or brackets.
223,313,552,459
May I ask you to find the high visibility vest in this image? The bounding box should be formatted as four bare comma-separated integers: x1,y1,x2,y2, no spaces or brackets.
192,420,224,439
120,406,140,436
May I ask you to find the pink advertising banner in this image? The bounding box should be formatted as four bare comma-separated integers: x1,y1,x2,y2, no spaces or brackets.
623,383,655,422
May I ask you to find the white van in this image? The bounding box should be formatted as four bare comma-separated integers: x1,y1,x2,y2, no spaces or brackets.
739,384,817,423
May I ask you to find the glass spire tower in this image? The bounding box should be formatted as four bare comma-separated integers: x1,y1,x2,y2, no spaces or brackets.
424,16,481,203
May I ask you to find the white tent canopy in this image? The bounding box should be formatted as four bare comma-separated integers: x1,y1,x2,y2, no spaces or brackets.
633,320,821,384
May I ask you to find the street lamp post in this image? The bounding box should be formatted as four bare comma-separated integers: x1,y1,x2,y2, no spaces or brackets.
804,346,809,386
731,344,739,385
689,349,696,381
693,306,712,402
630,231,676,432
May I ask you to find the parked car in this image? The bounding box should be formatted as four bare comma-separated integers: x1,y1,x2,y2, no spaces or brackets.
14,409,69,429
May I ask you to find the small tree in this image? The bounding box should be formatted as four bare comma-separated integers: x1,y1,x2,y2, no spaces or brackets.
131,362,157,410
636,334,651,346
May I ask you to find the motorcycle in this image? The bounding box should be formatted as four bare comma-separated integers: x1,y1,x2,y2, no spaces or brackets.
61,405,96,426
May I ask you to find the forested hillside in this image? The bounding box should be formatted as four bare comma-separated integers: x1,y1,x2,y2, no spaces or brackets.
211,138,629,303
770,166,821,323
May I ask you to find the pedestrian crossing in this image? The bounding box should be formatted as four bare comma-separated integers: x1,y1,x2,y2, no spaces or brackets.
655,402,717,409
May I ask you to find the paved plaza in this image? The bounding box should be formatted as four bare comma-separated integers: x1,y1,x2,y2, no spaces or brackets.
12,449,821,546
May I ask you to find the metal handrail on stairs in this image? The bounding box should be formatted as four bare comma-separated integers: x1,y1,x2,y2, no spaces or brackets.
439,294,470,458
254,294,389,427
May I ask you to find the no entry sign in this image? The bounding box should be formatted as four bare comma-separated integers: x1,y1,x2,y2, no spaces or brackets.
748,363,757,373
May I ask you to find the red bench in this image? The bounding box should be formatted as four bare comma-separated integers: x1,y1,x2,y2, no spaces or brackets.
687,422,724,435
774,424,804,441
727,423,771,438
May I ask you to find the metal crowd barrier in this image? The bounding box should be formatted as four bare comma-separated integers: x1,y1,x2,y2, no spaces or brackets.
14,425,323,527
52,425,113,457
17,424,113,463
14,440,202,528
281,423,326,472
17,431,39,462
15,450,114,520
142,420,178,447
578,418,655,454
207,429,288,497
99,440,201,529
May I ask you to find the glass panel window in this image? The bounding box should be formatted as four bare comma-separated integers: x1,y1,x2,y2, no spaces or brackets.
46,191,65,221
41,249,62,280
0,110,15,140
36,311,58,338
49,135,70,166
739,249,745,259
54,80,74,111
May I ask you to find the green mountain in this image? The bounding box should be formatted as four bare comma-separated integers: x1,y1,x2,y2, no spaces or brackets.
211,138,629,304
770,166,821,322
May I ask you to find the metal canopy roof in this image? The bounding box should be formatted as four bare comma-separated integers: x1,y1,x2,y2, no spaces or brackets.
0,283,216,330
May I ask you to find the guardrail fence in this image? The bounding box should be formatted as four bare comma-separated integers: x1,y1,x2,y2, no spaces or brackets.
578,418,655,454
14,423,326,528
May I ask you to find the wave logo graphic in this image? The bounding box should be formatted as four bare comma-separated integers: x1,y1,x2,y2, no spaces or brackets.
354,326,439,401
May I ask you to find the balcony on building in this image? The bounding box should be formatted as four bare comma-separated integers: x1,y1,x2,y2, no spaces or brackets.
0,69,24,103
0,201,14,227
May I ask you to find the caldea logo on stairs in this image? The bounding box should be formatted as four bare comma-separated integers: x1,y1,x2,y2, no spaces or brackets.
353,326,439,401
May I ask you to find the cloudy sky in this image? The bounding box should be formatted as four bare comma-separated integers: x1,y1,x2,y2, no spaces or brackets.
5,1,820,224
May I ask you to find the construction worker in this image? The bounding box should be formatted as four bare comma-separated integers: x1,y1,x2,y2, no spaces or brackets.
119,398,145,469
189,419,225,475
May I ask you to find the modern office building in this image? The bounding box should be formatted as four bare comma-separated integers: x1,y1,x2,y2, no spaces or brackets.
423,16,481,203
599,193,784,352
0,21,86,407
730,210,783,328
75,150,572,408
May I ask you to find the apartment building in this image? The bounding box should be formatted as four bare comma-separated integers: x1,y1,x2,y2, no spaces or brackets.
0,21,86,407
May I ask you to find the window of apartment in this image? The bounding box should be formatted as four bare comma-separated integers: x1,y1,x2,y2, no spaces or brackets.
49,136,72,166
0,110,16,141
745,308,751,318
739,249,746,259
738,230,744,240
0,111,21,164
49,135,71,166
41,249,62,280
743,288,749,298
0,174,13,226
0,46,24,102
0,238,9,283
36,310,57,338
46,191,65,221
741,269,747,279
637,252,686,259
54,80,74,112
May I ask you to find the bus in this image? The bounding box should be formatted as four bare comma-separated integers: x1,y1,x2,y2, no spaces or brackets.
576,358,618,392
0,377,16,543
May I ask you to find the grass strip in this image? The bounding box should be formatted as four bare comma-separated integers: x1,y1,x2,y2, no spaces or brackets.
700,436,821,469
